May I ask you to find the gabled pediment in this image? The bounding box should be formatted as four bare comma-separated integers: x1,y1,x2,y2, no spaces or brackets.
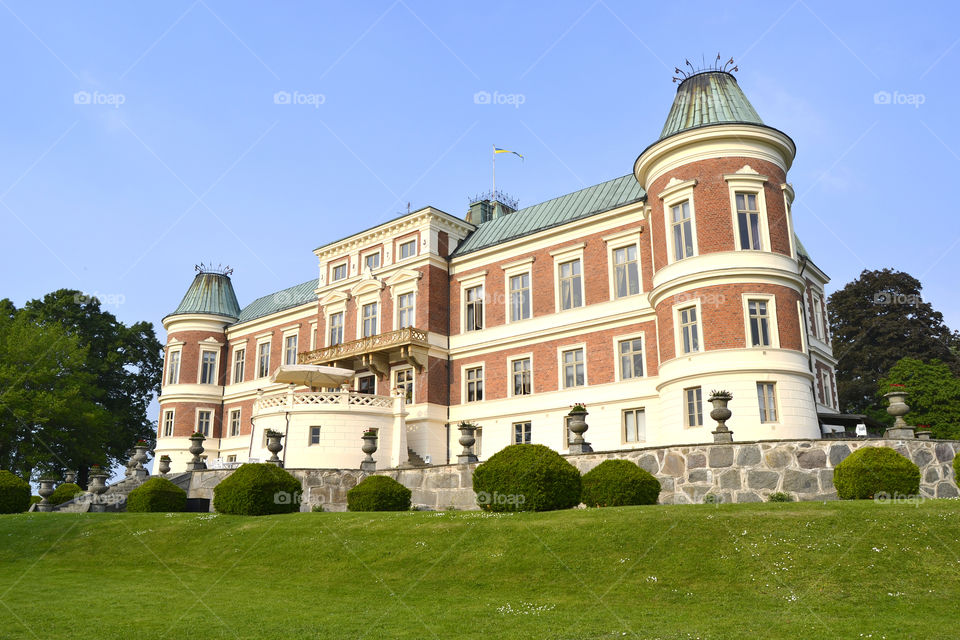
383,268,423,287
319,290,351,306
350,278,384,297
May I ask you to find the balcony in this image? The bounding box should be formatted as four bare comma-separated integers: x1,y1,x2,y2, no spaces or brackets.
297,326,430,377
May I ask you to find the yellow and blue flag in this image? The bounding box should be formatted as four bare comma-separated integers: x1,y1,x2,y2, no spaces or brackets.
494,147,524,160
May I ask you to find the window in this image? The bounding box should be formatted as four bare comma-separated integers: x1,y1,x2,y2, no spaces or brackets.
820,369,833,407
257,342,271,378
329,312,343,346
166,350,180,385
228,409,241,437
623,408,646,443
559,259,583,310
399,239,416,259
364,252,380,272
309,426,321,445
200,350,217,384
757,383,778,422
618,338,644,379
226,455,236,463
284,334,298,365
562,348,585,388
197,410,212,437
671,201,695,260
509,273,531,321
684,387,703,427
679,307,700,354
362,302,378,337
513,421,531,444
736,192,762,250
233,348,245,384
397,292,414,329
511,358,531,396
465,367,484,402
465,285,483,331
396,369,414,404
613,245,640,298
162,410,174,437
332,263,347,281
747,300,771,347
357,374,376,395
812,292,825,341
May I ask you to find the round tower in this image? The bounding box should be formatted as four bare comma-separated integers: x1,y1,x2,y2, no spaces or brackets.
155,266,241,470
635,65,818,441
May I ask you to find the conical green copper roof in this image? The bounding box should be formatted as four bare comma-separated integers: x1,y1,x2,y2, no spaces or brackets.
167,271,241,320
659,71,763,140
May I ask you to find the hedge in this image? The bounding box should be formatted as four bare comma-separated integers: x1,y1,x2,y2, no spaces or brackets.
213,463,302,515
472,444,582,512
49,483,85,506
126,477,187,513
833,446,920,499
0,470,31,514
581,459,660,507
347,475,411,512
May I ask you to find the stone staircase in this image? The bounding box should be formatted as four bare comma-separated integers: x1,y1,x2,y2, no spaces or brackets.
55,474,146,512
405,447,430,468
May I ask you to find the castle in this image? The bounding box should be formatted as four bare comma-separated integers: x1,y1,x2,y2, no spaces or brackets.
155,65,839,471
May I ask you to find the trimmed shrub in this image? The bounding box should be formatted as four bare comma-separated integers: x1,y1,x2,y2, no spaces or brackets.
580,460,660,507
126,477,187,513
768,492,794,502
472,444,582,512
347,476,411,512
213,463,302,516
833,447,920,500
0,471,31,514
49,483,85,506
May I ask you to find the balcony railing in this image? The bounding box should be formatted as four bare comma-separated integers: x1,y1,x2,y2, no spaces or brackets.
297,326,429,375
255,390,395,413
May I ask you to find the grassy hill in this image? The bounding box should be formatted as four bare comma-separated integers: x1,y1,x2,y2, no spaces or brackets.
1,501,959,639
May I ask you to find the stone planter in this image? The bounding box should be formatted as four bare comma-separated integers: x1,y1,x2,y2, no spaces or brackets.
63,470,76,484
457,424,478,464
158,457,171,475
87,473,108,512
132,445,150,478
916,430,932,441
709,396,734,443
265,431,285,467
567,410,593,454
186,435,206,471
883,391,914,439
360,430,378,472
37,479,56,512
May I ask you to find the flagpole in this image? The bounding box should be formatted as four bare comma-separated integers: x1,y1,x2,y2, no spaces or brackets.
492,144,496,197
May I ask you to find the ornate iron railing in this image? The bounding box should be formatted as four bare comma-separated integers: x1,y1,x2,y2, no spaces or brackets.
297,326,429,365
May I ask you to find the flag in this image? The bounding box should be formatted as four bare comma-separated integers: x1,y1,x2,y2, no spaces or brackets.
494,147,524,160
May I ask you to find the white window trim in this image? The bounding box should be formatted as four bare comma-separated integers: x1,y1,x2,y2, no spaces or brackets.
672,298,704,356
811,291,826,341
308,425,322,446
162,408,176,437
195,407,214,437
361,248,382,274
502,259,534,324
724,170,771,252
512,420,532,445
309,321,318,351
197,348,219,385
819,367,834,408
355,372,377,395
612,332,646,382
330,260,349,282
757,381,780,424
622,407,647,444
393,288,417,331
459,272,487,334
166,347,182,385
551,244,585,313
741,293,780,349
659,178,698,264
683,386,704,429
228,407,242,437
393,366,416,404
255,338,272,379
231,345,246,384
606,233,643,300
506,353,534,397
355,293,381,340
460,363,485,404
282,328,300,366
396,236,418,261
557,343,588,389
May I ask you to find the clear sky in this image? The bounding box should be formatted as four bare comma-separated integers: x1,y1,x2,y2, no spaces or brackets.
2,0,959,341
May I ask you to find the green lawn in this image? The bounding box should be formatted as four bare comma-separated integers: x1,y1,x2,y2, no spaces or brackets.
2,501,959,639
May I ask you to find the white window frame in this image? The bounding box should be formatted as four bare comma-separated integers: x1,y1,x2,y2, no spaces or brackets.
513,421,532,445
395,367,415,404
396,290,415,330
327,311,344,347
360,301,379,338
198,349,218,385
356,373,376,395
550,244,585,312
166,348,182,385
741,293,780,349
397,237,418,261
502,257,535,324
659,179,698,265
614,333,645,381
463,364,484,403
256,339,271,379
464,284,484,332
820,368,834,408
610,241,642,299
196,408,213,437
672,299,704,356
283,330,299,366
757,382,779,423
228,408,241,437
623,408,646,444
558,344,587,389
724,170,771,252
162,409,175,437
309,425,322,445
362,249,381,273
232,346,245,384
309,321,318,351
458,272,487,333
331,261,348,282
508,354,533,397
684,386,703,428
811,291,826,341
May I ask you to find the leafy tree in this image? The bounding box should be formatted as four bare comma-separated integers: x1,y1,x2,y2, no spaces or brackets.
876,358,960,439
827,269,958,413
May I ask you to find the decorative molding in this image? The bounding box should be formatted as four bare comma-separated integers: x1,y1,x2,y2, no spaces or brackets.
657,178,697,201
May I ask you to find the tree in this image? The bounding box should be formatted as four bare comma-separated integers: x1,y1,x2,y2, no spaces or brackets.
877,358,960,440
827,269,958,414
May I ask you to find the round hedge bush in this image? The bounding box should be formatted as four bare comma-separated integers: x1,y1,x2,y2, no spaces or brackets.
472,444,582,512
126,477,187,513
49,483,85,506
347,475,412,512
213,463,302,515
0,470,31,514
580,459,660,507
833,446,920,499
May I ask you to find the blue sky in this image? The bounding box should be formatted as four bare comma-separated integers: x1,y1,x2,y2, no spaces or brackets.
2,0,959,339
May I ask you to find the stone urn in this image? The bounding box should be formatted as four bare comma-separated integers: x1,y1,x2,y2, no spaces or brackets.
63,470,77,484
567,409,593,454
158,456,171,475
132,443,150,478
186,434,206,471
883,390,914,439
457,422,478,464
265,430,285,467
709,393,734,443
360,429,378,472
87,470,108,512
37,477,56,512
123,449,136,477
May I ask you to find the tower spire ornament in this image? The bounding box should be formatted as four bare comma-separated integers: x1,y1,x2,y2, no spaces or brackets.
672,53,738,83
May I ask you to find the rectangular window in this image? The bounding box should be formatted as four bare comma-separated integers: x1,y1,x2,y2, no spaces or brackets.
357,374,375,395
162,410,174,437
397,292,414,329
747,300,771,347
166,350,181,385
679,307,700,354
332,263,347,281
623,408,646,443
613,245,640,298
465,285,483,331
671,201,694,260
364,252,380,272
812,293,825,341
618,338,644,379
509,273,531,321
229,409,241,437
197,410,212,437
226,455,236,463
465,367,484,402
284,335,298,365
562,348,585,388
396,369,414,404
820,370,833,407
511,358,531,396
329,312,343,346
257,342,271,378
757,382,778,422
200,350,217,384
736,192,762,250
309,426,321,445
399,239,416,259
685,387,703,427
559,259,583,310
233,348,245,384
513,421,531,445
362,302,378,338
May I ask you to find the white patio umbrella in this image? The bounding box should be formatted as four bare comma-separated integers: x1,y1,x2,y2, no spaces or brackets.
270,364,356,389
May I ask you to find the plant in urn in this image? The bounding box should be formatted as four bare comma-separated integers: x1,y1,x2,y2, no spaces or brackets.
709,390,734,443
